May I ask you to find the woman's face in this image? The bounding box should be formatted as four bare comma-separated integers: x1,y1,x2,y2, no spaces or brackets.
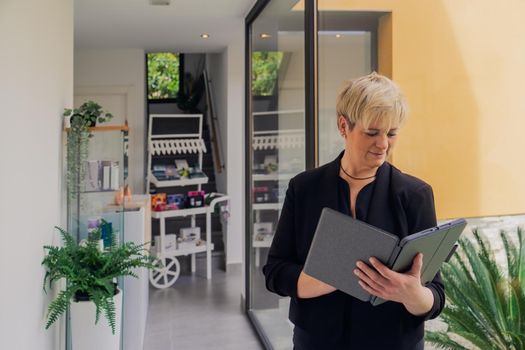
340,117,399,170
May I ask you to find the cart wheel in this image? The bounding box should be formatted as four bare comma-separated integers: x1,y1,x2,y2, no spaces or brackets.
149,256,181,289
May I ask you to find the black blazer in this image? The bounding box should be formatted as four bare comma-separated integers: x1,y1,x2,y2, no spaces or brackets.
263,152,444,349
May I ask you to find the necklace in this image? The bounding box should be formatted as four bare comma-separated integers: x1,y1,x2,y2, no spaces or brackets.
340,165,376,181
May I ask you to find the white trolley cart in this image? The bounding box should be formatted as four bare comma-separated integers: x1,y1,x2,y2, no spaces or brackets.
147,114,229,289
149,195,229,289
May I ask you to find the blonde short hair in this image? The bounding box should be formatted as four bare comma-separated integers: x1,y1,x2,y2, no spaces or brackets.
336,72,408,131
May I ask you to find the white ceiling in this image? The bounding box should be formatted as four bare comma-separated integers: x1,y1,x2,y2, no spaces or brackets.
75,0,256,52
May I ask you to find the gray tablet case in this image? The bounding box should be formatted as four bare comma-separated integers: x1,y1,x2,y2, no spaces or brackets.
303,208,466,306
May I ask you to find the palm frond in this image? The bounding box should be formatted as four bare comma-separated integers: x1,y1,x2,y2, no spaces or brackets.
427,227,525,350
516,228,525,283
446,235,507,345
426,331,470,350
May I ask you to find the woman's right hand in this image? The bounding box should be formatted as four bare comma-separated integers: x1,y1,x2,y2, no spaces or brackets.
297,271,337,298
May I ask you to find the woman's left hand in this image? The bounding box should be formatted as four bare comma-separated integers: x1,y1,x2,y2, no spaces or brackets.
354,253,434,316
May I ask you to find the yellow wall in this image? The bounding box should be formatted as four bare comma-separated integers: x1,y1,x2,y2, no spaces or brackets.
318,0,525,219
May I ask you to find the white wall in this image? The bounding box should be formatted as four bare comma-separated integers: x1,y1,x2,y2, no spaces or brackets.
206,49,234,268
0,0,73,348
206,24,244,270
206,23,246,270
206,52,228,195
318,33,371,165
74,49,146,194
226,26,245,269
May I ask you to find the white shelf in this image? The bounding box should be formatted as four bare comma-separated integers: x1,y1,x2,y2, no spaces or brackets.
150,173,208,188
253,238,273,248
253,234,274,267
151,206,208,219
153,240,214,257
148,194,229,287
253,202,282,211
252,173,295,182
146,114,208,191
252,131,305,151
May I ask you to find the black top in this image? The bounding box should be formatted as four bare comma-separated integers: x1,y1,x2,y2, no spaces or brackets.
337,175,375,221
263,152,443,350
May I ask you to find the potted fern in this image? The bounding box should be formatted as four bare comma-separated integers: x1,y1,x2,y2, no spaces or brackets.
63,101,114,198
42,226,153,350
426,227,525,349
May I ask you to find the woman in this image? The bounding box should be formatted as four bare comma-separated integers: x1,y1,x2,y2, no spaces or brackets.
263,73,443,350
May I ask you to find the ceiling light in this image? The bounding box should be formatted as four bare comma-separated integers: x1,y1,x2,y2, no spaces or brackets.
335,34,342,38
260,33,272,39
201,33,210,39
150,0,170,5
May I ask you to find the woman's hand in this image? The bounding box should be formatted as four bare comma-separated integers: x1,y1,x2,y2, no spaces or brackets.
297,271,337,298
354,253,434,316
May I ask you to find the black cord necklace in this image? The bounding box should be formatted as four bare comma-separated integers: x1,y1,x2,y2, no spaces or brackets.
340,165,376,181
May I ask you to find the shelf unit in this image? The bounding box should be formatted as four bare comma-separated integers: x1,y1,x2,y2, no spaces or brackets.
253,202,283,211
146,114,208,192
149,176,208,188
251,111,305,268
252,201,280,267
64,124,130,133
149,195,229,289
252,173,295,182
66,124,128,242
146,114,229,289
65,124,128,350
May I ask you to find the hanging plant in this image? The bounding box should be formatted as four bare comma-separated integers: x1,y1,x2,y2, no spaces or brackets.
63,101,113,198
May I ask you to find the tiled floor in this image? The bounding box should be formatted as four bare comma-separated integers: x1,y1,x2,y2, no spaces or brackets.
143,259,263,350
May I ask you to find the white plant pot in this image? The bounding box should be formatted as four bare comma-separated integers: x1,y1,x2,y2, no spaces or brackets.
70,287,122,350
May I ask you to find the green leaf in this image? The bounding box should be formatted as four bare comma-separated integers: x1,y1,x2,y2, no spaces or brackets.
147,53,180,99
252,51,284,96
41,227,152,333
427,228,525,349
426,331,470,350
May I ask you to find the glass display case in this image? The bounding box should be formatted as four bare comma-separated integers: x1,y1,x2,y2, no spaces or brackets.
67,125,128,242
65,124,129,350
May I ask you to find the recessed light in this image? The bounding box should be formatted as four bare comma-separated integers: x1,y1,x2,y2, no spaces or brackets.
260,33,272,39
201,33,210,39
335,34,342,38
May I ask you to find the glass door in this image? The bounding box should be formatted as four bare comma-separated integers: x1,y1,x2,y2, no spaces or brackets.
246,1,305,348
245,1,385,348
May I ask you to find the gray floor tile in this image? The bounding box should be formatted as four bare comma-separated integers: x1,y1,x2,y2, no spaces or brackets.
144,260,263,350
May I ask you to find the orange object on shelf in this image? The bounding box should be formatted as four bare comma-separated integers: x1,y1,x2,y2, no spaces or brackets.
115,187,124,205
151,193,167,209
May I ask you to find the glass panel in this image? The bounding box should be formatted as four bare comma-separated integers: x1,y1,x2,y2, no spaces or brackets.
65,128,127,350
248,1,305,348
67,130,126,243
317,10,374,166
